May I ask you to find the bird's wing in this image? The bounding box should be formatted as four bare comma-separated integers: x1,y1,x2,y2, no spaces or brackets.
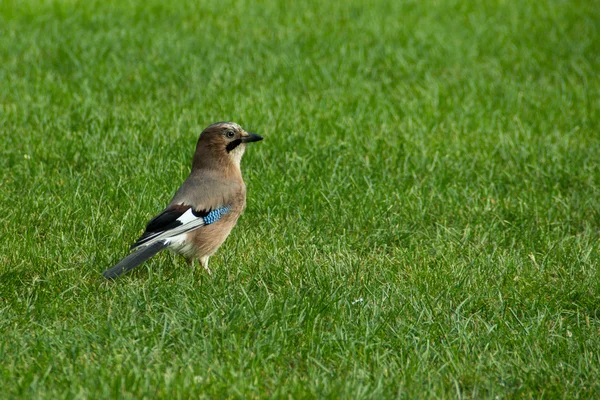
130,203,231,250
103,204,230,279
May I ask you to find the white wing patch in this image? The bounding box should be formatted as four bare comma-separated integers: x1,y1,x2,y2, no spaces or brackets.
176,208,198,225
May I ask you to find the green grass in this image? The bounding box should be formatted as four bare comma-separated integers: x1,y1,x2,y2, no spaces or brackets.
1,0,599,398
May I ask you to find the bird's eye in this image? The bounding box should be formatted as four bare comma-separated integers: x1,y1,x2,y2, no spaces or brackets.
225,130,235,139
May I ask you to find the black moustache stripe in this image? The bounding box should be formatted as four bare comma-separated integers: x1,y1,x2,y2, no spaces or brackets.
226,139,242,153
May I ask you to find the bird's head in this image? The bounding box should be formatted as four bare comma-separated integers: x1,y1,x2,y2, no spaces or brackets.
193,122,263,171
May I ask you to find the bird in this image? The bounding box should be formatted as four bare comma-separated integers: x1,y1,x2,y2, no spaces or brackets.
102,122,263,279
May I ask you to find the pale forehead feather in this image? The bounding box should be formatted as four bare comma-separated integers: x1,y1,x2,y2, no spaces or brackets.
206,122,242,131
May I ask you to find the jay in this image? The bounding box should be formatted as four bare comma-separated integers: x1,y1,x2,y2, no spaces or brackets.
103,122,262,279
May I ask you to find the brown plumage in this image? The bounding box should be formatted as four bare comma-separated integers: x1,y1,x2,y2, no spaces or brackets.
103,122,262,279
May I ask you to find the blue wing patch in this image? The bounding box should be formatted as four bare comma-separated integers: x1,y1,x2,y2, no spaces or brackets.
202,206,231,225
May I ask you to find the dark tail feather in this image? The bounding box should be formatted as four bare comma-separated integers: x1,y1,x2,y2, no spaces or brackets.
103,241,168,279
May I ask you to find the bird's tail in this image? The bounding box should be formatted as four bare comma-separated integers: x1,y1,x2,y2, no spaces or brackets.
103,241,168,279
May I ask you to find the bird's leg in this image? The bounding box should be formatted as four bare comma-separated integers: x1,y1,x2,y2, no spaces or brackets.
200,256,212,275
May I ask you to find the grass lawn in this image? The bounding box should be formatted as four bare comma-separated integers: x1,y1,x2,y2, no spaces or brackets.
1,0,599,398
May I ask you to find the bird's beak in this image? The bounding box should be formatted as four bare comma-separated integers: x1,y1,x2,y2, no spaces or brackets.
241,132,263,143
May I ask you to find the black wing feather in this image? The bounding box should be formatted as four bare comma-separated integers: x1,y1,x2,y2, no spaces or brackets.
130,204,212,250
131,205,189,249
